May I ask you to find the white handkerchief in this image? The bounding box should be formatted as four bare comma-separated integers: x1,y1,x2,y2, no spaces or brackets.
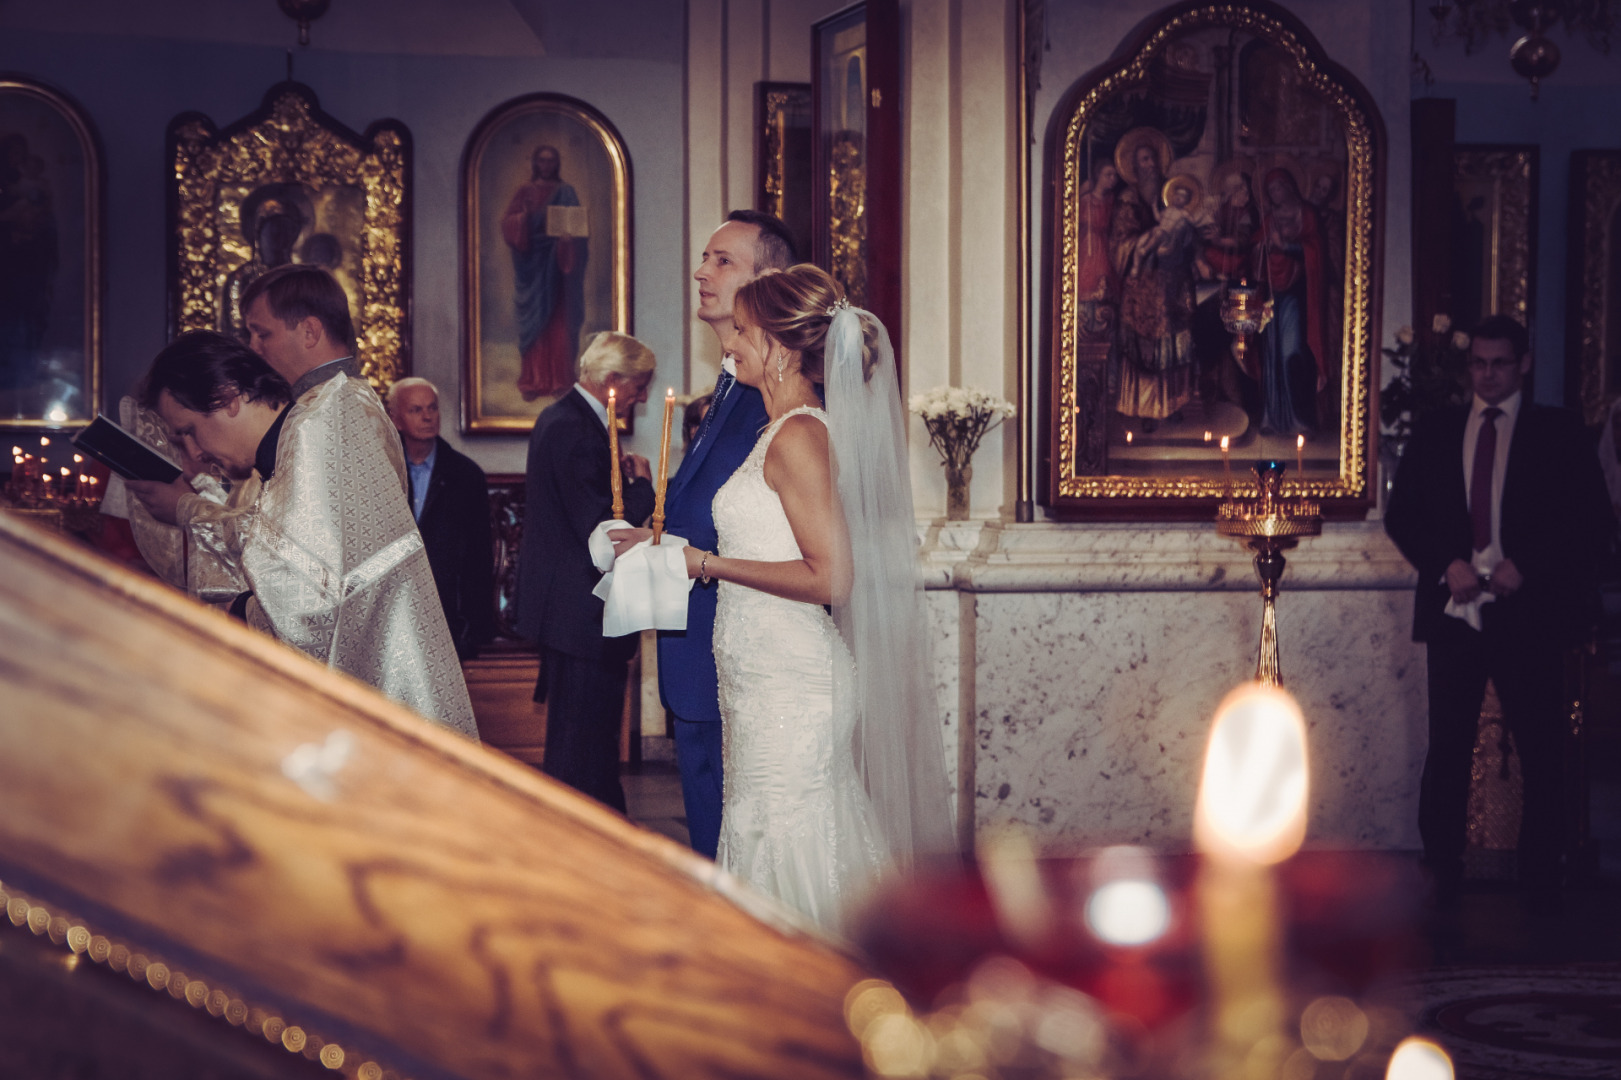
1442,557,1496,632
590,524,695,637
588,519,632,573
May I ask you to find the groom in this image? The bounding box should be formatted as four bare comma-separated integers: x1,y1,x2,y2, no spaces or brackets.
662,210,795,857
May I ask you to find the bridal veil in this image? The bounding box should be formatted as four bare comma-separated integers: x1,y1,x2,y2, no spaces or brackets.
823,305,956,867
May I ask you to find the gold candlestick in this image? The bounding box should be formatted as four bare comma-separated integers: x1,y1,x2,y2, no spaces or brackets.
607,387,624,521
1216,461,1321,687
651,388,674,544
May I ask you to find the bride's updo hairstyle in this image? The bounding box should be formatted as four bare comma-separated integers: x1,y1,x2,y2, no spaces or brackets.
733,263,881,382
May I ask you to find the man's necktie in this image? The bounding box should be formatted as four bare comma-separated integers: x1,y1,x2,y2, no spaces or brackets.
690,368,734,451
1469,406,1502,552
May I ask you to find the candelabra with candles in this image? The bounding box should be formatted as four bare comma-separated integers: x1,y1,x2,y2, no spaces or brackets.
1216,460,1321,687
5,437,105,529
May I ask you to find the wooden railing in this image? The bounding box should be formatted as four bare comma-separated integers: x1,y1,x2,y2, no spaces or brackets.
0,509,866,1079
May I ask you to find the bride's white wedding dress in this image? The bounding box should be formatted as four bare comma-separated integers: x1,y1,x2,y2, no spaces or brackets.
711,406,887,932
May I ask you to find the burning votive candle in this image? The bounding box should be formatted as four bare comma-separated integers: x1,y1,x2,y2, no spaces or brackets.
1195,683,1309,1076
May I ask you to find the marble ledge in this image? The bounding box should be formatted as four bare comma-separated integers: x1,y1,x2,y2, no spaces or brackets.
915,518,1416,594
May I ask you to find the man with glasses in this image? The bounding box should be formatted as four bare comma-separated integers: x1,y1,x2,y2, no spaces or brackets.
1386,315,1612,911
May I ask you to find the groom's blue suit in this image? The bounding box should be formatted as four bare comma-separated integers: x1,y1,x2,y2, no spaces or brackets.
660,370,768,858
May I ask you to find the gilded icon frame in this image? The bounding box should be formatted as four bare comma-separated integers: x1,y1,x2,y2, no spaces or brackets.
166,81,411,393
757,81,813,263
1041,0,1384,519
0,74,103,431
1567,149,1621,426
1451,144,1537,334
459,93,632,435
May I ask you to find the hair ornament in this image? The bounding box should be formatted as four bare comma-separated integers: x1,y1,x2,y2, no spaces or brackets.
825,296,851,318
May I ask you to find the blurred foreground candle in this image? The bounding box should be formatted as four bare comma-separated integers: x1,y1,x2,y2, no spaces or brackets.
1385,1037,1453,1080
1195,683,1309,1077
1296,434,1305,476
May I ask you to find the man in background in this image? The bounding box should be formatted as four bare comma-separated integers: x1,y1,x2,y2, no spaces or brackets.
1386,314,1611,909
518,331,655,811
658,209,794,857
388,376,496,660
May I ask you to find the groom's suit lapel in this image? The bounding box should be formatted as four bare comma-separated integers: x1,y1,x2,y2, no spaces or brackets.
667,377,745,504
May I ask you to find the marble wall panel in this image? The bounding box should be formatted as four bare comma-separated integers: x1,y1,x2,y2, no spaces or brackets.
968,589,1426,853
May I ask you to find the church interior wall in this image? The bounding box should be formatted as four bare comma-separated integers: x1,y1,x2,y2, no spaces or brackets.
1413,16,1621,405
0,0,687,476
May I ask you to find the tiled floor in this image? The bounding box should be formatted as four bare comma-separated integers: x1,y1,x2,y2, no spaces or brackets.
622,740,689,848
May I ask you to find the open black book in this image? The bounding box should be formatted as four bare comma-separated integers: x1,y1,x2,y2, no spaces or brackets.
71,415,183,484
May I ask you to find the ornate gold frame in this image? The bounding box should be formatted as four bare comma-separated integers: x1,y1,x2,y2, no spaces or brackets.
166,82,411,392
0,75,102,429
1453,145,1537,329
1043,1,1383,518
459,94,631,435
757,81,812,260
1568,150,1621,426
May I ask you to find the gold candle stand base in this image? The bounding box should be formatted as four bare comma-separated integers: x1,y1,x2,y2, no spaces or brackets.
1215,461,1321,687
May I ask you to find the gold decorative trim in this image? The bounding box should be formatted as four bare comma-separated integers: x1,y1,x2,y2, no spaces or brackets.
1,880,409,1079
1572,151,1621,426
169,83,410,394
0,77,102,429
1453,146,1535,327
1048,3,1379,509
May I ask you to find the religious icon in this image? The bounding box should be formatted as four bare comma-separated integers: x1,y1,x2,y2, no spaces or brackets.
167,82,409,392
1045,1,1382,518
461,93,629,434
0,76,101,430
501,144,588,402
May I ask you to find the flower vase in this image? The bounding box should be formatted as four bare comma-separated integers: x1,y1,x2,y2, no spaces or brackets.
944,463,972,520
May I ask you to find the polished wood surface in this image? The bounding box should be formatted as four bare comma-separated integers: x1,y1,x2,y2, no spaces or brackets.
0,510,866,1079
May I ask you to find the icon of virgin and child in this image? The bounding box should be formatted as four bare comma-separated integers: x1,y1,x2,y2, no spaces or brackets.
1073,122,1342,448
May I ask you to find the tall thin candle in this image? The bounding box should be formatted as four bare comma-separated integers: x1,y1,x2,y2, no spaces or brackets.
1296,434,1305,477
607,387,624,521
651,388,675,544
1220,436,1232,495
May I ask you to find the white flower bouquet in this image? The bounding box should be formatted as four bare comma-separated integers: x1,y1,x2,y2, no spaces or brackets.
909,386,1014,518
909,385,1016,473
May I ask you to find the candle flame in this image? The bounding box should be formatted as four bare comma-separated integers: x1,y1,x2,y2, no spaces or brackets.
40,436,50,446
1194,684,1309,865
73,453,83,463
1204,431,1213,442
1385,1038,1453,1080
1125,431,1133,444
666,387,675,399
60,467,70,476
1220,436,1230,451
10,446,19,455
1297,434,1305,450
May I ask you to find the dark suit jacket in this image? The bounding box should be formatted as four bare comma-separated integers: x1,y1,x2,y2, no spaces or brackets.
517,388,655,663
656,379,769,722
406,436,495,660
1385,400,1612,645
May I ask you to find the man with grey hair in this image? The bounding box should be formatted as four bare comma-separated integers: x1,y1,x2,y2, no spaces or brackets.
519,331,655,810
387,376,495,659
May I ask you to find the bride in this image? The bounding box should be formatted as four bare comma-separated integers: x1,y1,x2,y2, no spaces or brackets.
617,265,952,932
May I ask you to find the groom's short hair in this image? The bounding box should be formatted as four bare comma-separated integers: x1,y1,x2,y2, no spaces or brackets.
725,209,796,273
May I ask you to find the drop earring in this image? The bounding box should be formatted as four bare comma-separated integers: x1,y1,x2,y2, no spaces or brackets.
775,351,786,383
